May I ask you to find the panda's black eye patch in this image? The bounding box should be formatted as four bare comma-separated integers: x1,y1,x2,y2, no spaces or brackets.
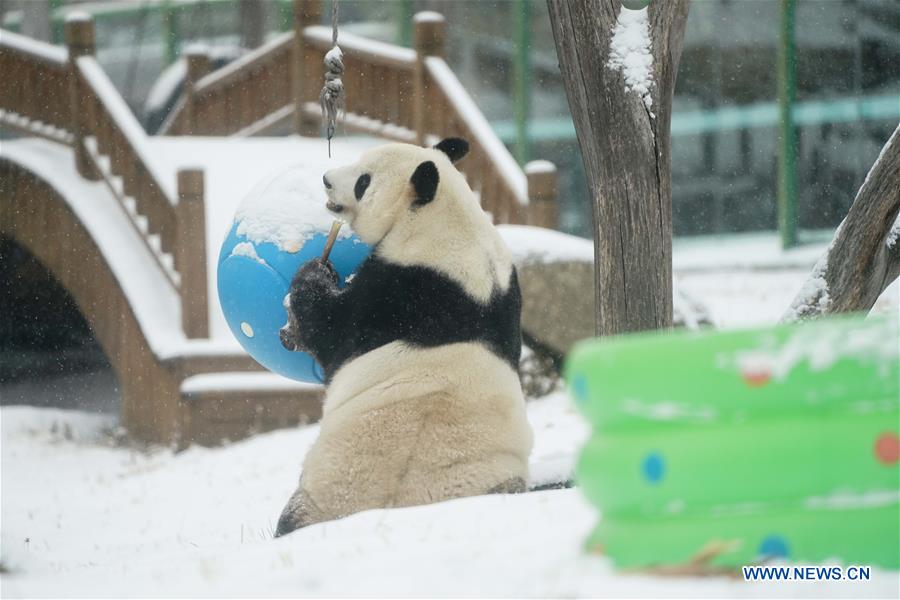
354,173,371,200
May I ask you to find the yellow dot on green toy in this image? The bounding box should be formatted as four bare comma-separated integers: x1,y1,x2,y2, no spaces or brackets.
622,0,651,9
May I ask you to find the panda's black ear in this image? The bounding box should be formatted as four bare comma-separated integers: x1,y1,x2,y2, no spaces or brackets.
434,137,469,163
410,161,439,206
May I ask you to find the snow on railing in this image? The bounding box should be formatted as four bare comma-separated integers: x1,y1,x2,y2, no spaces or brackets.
304,25,417,68
425,56,528,204
196,31,292,93
75,55,188,296
76,56,176,203
425,56,528,222
0,29,70,134
0,28,67,65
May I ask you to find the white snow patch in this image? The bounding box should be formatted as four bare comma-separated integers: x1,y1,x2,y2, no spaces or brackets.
526,391,590,487
524,159,557,175
145,59,186,113
732,317,897,382
324,45,342,63
499,224,594,264
64,11,91,23
413,11,445,25
886,212,900,249
782,220,846,323
3,401,899,597
234,165,352,253
229,241,266,265
181,372,322,394
0,28,67,64
782,252,830,322
805,490,900,510
621,398,718,423
607,6,655,116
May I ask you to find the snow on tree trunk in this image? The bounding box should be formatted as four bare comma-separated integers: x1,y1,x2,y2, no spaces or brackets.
784,123,900,321
547,0,689,336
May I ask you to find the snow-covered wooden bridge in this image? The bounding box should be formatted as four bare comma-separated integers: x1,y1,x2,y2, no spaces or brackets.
0,4,558,446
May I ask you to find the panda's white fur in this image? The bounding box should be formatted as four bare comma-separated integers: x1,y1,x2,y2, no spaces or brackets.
276,140,531,534
323,142,513,303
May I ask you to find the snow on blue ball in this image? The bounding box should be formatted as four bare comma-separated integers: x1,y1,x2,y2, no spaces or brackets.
217,165,371,383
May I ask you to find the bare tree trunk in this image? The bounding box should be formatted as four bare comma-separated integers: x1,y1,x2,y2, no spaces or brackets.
547,0,689,336
784,124,900,321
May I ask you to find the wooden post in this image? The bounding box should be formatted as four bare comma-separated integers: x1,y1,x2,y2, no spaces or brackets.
183,48,210,135
64,13,99,180
292,0,322,136
176,168,209,339
525,160,558,229
413,11,445,145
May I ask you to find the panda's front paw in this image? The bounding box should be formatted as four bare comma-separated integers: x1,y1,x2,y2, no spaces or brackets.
279,322,302,352
293,257,339,288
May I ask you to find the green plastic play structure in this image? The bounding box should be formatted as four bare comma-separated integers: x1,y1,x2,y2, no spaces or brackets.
565,313,899,569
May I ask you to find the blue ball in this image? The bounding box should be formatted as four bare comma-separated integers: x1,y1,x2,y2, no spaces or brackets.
217,222,371,383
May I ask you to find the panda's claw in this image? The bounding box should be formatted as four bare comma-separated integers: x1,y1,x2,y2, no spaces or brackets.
296,257,339,287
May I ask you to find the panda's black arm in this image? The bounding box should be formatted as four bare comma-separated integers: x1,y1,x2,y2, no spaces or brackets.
287,258,349,363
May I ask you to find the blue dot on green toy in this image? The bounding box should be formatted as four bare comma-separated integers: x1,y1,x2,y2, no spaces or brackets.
572,374,589,404
642,452,665,483
759,535,790,559
217,165,371,383
621,0,651,10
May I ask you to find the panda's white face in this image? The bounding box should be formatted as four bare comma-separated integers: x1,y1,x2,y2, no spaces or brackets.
322,142,459,245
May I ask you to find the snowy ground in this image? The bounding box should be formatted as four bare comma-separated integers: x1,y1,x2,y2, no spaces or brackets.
2,392,898,598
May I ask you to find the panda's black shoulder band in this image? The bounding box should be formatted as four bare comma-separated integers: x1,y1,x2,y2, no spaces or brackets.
434,137,469,163
410,160,439,206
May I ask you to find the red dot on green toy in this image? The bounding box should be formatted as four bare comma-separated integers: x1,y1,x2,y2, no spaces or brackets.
874,432,899,465
741,367,771,388
621,0,651,10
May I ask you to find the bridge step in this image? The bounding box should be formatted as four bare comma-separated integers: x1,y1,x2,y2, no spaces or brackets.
179,372,323,447
0,109,73,144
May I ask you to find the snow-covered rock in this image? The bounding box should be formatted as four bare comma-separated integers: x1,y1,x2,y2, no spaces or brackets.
500,225,712,356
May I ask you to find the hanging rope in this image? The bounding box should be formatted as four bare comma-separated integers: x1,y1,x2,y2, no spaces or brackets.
320,1,344,158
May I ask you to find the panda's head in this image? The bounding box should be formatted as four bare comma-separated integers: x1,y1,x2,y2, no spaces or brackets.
322,138,470,245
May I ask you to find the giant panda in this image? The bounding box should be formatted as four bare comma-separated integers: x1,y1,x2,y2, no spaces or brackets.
274,138,533,536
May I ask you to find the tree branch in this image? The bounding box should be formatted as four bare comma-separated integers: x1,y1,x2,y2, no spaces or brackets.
784,123,900,321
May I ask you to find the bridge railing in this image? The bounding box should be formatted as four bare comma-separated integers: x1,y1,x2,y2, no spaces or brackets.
0,29,71,142
0,16,209,339
160,1,558,229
